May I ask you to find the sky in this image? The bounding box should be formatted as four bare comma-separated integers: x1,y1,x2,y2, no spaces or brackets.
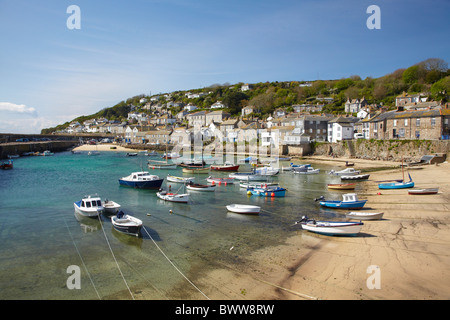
0,0,449,134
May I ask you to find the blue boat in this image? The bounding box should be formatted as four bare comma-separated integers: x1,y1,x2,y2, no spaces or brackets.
248,186,286,197
118,171,164,189
318,193,367,209
378,173,414,189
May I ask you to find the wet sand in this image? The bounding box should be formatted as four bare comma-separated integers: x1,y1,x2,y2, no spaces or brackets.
195,157,450,300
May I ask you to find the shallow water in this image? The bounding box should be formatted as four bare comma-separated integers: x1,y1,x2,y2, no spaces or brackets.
0,151,347,299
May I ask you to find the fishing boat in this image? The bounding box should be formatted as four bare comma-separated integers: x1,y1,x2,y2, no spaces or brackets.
293,167,320,175
210,162,240,171
186,182,216,192
0,159,13,170
316,193,367,209
162,152,180,159
102,199,121,214
166,174,195,184
248,186,286,197
329,168,360,176
74,195,104,218
206,176,235,185
341,174,370,181
156,190,189,203
226,204,261,215
111,211,143,237
182,167,210,174
378,157,414,189
148,160,178,169
118,171,164,189
40,150,54,156
295,216,363,236
346,211,384,220
229,172,268,181
408,188,439,195
255,167,279,176
282,163,310,172
126,152,138,156
327,183,356,190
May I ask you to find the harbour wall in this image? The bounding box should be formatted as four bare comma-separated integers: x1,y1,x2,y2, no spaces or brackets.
308,139,450,162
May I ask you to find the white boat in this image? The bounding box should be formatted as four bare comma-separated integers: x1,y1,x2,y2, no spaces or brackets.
341,174,370,180
255,167,279,176
126,152,138,156
41,150,54,156
156,190,189,203
186,183,216,192
229,172,269,181
346,211,384,220
295,216,363,236
111,211,143,236
74,195,104,217
102,199,121,214
226,204,261,215
329,168,360,176
408,188,439,195
293,167,320,175
148,161,178,169
166,174,195,184
206,176,235,185
239,182,278,189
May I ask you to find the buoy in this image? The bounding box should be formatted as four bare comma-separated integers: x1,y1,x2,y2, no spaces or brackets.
271,192,275,197
247,191,252,195
147,213,151,216
169,210,173,214
224,182,227,185
377,192,381,195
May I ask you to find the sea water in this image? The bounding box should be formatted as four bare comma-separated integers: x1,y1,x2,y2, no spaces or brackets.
0,151,341,299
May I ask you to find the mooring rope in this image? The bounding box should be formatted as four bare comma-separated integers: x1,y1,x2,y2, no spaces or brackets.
63,218,102,300
98,216,135,300
142,225,210,300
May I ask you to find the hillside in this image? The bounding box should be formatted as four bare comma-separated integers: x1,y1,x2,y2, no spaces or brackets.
41,58,449,134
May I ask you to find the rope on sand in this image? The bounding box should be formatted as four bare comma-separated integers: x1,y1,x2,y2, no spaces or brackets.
142,226,210,300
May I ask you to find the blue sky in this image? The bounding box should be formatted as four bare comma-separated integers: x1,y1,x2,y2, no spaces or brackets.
1,0,449,133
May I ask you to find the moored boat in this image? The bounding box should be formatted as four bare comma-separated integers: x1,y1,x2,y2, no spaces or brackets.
156,190,189,203
341,174,370,180
0,159,13,170
248,186,286,197
111,211,143,237
119,171,164,189
408,188,439,195
295,216,363,236
206,176,235,185
102,199,121,214
239,182,278,188
346,211,384,220
327,183,356,190
329,168,360,176
182,167,210,174
293,167,320,175
229,172,269,181
166,174,195,183
226,204,261,215
210,162,240,171
317,193,367,209
74,195,104,217
186,183,216,192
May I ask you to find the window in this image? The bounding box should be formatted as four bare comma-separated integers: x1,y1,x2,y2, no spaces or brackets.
393,120,397,127
86,202,91,208
416,119,420,127
404,119,408,126
399,128,405,138
431,117,436,127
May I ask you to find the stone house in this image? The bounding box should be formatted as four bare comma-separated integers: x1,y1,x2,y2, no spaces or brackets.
345,97,368,113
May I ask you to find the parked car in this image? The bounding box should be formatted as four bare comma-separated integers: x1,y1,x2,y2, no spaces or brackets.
354,133,364,139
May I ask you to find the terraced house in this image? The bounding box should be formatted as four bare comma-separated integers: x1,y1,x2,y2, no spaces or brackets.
367,106,450,140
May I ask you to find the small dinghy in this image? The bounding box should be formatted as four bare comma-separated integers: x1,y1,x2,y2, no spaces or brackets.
186,183,216,192
408,188,439,195
156,190,189,203
102,199,121,214
345,211,384,220
226,204,261,215
327,183,356,190
294,216,363,236
316,193,367,209
111,211,143,237
166,174,195,184
206,176,235,185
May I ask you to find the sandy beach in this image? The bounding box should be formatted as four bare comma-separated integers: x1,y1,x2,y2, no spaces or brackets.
194,156,450,300
72,144,450,300
73,143,142,153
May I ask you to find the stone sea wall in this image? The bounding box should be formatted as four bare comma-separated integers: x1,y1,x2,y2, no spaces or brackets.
309,139,450,163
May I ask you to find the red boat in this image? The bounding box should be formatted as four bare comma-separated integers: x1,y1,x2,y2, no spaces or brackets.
0,160,13,170
210,162,240,171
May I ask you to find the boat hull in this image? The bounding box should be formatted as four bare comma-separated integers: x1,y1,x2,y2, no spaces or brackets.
327,183,356,190
118,179,164,189
346,212,384,220
182,167,210,174
249,187,286,197
73,202,103,218
226,204,261,215
111,215,143,236
207,177,235,185
408,188,438,195
156,192,189,203
341,174,370,180
300,221,363,236
166,175,195,183
102,200,121,214
378,181,414,189
319,200,367,209
210,165,240,171
186,184,216,192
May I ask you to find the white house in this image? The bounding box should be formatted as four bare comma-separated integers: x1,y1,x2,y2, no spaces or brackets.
327,117,358,143
184,104,197,112
210,101,225,109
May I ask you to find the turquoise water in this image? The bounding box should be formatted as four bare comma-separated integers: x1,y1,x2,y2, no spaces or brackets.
0,151,343,300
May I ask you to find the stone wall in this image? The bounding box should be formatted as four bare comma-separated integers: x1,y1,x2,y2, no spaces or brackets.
310,139,450,163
